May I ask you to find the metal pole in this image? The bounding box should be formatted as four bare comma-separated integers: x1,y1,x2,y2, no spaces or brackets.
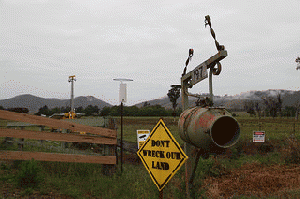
181,77,193,199
68,75,76,116
71,80,74,112
113,78,133,174
159,188,164,199
209,68,213,104
121,101,123,173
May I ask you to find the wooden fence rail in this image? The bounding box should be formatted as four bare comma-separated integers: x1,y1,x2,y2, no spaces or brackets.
0,110,117,167
0,110,116,138
0,151,115,164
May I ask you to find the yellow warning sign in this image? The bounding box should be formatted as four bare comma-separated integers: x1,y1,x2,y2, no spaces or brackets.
137,119,188,191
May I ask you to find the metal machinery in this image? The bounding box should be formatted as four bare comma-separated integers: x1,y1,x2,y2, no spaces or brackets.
178,107,240,152
68,75,76,119
49,75,78,120
178,16,240,198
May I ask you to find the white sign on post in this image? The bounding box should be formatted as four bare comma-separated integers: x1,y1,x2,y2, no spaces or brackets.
119,83,127,103
191,63,208,85
253,131,265,142
137,130,150,149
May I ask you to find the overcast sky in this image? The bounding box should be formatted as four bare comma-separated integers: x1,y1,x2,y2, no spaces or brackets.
1,0,300,105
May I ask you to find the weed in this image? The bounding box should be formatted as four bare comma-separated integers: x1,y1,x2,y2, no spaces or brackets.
20,187,34,196
12,160,24,169
281,188,300,198
0,162,10,170
198,156,230,178
258,142,275,154
61,185,83,199
282,137,300,164
15,158,44,189
227,146,241,160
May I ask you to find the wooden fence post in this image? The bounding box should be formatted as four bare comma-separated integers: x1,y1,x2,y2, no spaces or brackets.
18,127,24,151
102,118,117,176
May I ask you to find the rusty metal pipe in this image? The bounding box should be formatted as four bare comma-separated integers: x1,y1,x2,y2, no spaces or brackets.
178,107,240,149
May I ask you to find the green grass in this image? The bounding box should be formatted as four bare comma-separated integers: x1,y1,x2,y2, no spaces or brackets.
0,147,298,198
40,162,161,198
112,115,300,143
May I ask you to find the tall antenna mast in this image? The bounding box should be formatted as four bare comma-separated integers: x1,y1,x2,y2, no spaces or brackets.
68,75,76,113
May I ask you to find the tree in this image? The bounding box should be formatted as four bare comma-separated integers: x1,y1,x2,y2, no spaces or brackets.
255,102,262,119
76,106,84,113
276,93,283,117
125,106,140,116
167,87,180,117
50,107,61,115
140,105,167,116
262,94,282,118
100,107,111,116
38,105,51,116
84,105,99,116
244,100,256,116
60,106,70,113
143,101,150,107
293,99,300,120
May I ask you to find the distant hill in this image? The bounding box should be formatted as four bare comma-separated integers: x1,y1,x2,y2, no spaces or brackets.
1,89,299,113
0,94,112,113
134,89,300,111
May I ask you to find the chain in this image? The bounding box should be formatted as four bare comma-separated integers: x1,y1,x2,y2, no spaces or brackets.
205,15,225,51
205,15,223,75
182,49,194,77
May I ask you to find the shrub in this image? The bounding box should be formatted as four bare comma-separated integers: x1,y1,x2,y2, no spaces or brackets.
15,159,44,189
197,156,230,178
282,137,300,164
206,157,230,178
258,142,274,154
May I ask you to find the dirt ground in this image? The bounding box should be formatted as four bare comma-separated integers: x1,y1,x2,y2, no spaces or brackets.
204,163,300,198
121,151,300,198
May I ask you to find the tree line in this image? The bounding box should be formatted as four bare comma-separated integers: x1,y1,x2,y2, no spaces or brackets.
0,106,29,113
100,104,182,117
243,94,299,119
35,104,182,117
36,105,100,116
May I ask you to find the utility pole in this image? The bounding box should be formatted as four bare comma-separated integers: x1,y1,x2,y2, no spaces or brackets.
295,57,300,120
68,75,76,119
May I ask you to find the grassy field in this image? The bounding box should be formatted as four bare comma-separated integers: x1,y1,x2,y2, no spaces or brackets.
113,114,300,143
1,113,300,198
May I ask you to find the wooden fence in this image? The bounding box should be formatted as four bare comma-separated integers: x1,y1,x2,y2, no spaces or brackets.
0,110,117,167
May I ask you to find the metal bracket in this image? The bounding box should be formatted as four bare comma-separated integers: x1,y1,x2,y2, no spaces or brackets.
181,50,227,103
